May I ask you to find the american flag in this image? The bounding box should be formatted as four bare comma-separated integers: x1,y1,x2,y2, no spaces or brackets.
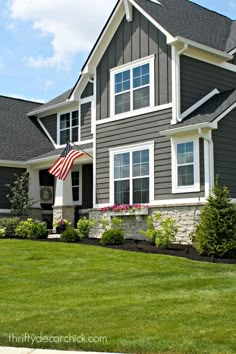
48,142,84,180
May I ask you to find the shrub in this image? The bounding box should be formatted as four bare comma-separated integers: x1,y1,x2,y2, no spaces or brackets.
0,228,6,238
0,217,20,237
192,179,236,257
77,217,95,239
140,213,178,248
15,218,48,240
100,228,124,246
61,227,80,243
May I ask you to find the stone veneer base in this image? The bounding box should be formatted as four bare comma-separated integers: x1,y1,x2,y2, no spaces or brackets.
89,204,202,244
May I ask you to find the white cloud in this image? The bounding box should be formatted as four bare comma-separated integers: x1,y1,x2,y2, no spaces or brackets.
9,0,117,69
9,93,45,103
44,79,53,90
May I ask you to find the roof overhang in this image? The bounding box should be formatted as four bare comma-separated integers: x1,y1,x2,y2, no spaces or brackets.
168,36,233,62
0,160,26,167
27,100,77,117
160,122,214,137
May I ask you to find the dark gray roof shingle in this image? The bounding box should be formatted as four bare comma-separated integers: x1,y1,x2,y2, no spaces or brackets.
29,88,73,113
168,89,236,129
0,96,54,161
134,0,236,52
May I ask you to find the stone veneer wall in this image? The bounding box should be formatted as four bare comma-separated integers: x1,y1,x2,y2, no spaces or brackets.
89,204,202,244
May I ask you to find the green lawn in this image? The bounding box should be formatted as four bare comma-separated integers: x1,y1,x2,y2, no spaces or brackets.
0,240,235,354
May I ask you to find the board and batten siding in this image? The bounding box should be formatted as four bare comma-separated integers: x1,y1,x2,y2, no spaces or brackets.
96,7,172,120
81,103,93,141
0,167,26,209
95,109,204,204
180,56,236,112
213,108,236,198
81,82,94,99
39,114,57,144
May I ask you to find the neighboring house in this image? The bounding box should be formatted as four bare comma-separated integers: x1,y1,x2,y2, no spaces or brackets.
1,0,236,241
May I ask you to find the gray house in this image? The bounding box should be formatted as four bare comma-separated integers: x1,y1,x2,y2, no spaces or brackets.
1,0,236,242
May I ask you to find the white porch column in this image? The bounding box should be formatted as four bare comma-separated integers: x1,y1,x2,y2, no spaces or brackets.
53,172,75,226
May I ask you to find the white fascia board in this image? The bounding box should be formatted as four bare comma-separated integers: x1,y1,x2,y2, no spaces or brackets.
27,100,77,117
160,122,213,137
228,47,236,55
0,160,26,167
180,88,220,121
211,101,236,128
129,0,174,42
168,36,233,61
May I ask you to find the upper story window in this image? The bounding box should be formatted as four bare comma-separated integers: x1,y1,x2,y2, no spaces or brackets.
110,55,155,117
172,137,200,194
59,110,79,145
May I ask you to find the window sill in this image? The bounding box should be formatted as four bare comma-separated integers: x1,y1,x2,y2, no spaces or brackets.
172,185,200,194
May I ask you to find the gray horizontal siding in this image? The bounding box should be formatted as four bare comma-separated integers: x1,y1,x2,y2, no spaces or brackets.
81,82,94,99
0,167,26,209
81,103,93,141
213,108,236,197
96,109,204,204
39,114,57,143
180,56,236,112
96,7,172,120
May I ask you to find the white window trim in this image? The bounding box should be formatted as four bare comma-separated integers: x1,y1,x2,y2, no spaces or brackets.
71,165,83,206
171,135,200,194
57,105,81,147
109,141,154,205
110,54,155,118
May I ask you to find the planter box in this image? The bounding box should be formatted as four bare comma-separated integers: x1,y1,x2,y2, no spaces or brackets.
105,208,149,217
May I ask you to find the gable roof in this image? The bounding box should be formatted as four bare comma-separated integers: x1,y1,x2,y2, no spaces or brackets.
168,89,236,129
134,0,236,52
29,88,73,115
0,96,54,161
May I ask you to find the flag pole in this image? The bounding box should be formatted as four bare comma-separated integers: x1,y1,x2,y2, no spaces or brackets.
69,141,93,160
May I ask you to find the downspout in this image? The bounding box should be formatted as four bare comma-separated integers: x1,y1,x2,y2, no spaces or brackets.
198,128,214,198
176,44,188,123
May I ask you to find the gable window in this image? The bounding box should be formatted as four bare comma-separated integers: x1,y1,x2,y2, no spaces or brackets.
59,110,79,145
172,137,200,193
110,55,155,117
110,142,154,205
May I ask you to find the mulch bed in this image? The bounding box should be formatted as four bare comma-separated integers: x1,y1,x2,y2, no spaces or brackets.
5,236,236,264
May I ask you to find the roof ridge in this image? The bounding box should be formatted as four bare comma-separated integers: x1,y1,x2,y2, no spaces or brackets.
0,95,43,105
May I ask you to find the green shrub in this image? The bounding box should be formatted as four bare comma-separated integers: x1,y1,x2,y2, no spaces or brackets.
15,218,48,240
155,216,179,248
100,228,124,246
0,228,6,238
0,217,20,237
192,179,236,257
140,213,178,248
77,217,95,239
61,227,80,243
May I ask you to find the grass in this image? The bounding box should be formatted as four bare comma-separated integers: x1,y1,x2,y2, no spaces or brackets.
0,239,235,354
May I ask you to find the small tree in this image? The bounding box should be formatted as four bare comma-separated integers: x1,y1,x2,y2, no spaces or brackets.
6,172,35,218
192,178,236,257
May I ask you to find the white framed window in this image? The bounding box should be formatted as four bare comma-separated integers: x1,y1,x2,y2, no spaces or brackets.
71,166,82,204
110,141,154,205
110,55,155,117
172,136,200,193
59,110,80,145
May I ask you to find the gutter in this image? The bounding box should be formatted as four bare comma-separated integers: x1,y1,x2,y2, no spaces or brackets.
160,122,213,137
168,36,233,61
27,100,77,117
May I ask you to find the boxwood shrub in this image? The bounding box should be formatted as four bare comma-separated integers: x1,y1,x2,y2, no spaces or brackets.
15,218,48,240
100,229,124,246
61,227,80,243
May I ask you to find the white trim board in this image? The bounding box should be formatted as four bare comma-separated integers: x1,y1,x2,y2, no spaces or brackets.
37,117,57,148
96,103,172,125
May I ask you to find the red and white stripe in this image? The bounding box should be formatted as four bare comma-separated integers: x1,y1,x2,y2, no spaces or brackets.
48,157,64,178
58,150,84,180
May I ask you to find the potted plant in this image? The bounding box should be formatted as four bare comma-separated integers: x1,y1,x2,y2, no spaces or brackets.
53,218,71,234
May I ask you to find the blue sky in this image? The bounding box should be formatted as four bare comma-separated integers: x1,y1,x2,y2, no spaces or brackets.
0,0,236,103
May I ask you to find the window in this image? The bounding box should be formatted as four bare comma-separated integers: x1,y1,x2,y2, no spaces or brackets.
59,110,79,145
71,170,81,202
111,55,155,117
172,137,200,193
110,142,154,205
